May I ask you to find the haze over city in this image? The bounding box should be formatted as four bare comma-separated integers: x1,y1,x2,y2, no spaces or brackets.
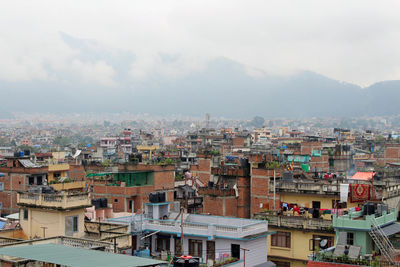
1,1,400,267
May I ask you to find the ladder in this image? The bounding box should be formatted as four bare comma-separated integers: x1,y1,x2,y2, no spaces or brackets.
369,217,398,265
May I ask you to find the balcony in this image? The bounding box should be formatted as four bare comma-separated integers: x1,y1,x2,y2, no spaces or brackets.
17,192,91,210
255,214,333,231
50,181,86,191
271,180,340,195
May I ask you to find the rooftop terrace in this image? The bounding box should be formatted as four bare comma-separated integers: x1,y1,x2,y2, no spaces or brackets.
17,192,91,210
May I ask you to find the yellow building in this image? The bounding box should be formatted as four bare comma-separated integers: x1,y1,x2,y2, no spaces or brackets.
47,163,70,182
17,191,91,239
136,145,159,159
258,179,359,267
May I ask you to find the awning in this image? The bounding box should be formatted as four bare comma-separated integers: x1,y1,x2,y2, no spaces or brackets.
380,223,400,236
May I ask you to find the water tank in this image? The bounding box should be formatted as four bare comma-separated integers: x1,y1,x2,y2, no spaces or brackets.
363,203,375,215
100,198,108,208
149,192,158,203
91,199,101,209
158,192,166,202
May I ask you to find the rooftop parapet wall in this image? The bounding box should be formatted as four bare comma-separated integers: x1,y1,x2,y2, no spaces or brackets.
333,209,397,230
131,216,268,240
17,192,91,210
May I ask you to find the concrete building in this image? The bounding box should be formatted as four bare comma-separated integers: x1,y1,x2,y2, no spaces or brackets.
17,191,91,239
110,201,271,267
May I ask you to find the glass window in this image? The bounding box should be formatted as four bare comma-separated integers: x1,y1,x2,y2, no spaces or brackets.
23,209,28,220
347,233,354,245
271,231,291,248
189,239,203,257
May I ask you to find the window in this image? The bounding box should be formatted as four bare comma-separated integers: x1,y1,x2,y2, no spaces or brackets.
0,182,3,191
37,176,43,185
54,172,61,179
347,233,354,245
73,216,78,232
271,231,291,248
312,201,321,209
28,176,34,185
114,199,118,203
175,238,182,256
129,200,133,211
156,236,170,252
65,216,78,236
189,239,203,257
23,209,28,220
231,244,240,259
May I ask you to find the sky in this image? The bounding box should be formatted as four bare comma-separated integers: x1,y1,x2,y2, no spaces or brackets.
1,0,400,89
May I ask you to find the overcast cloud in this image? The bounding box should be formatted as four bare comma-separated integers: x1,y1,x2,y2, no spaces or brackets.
1,0,400,87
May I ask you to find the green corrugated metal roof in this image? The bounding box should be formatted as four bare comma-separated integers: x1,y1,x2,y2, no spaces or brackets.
0,244,166,267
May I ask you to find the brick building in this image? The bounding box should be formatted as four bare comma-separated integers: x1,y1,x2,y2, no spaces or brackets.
88,164,175,213
0,156,48,215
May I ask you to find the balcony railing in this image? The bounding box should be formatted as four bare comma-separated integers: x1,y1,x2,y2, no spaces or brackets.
17,192,91,210
254,214,333,231
137,218,268,240
271,181,340,195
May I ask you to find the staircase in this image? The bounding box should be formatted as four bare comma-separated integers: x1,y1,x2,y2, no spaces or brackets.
369,217,398,265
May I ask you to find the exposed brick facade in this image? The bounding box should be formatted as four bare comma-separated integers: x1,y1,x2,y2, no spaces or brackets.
89,164,175,213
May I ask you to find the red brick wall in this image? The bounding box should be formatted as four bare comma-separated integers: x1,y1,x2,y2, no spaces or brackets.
68,164,85,181
301,142,322,155
190,158,211,185
232,137,244,148
89,164,175,213
385,144,400,163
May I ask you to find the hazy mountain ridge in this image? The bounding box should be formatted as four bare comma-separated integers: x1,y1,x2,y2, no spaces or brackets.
0,57,399,118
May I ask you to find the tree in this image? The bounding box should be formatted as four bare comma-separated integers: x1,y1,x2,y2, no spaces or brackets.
250,116,265,128
375,135,385,143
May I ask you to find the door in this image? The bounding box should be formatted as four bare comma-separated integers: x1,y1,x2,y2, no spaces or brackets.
231,244,240,259
207,241,215,263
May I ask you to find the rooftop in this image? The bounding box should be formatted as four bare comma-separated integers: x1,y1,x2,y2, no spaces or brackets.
0,244,166,267
17,192,91,210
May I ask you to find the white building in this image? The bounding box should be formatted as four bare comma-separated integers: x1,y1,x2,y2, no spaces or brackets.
109,202,273,267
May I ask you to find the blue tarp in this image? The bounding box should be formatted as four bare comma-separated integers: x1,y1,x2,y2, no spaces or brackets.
0,221,6,230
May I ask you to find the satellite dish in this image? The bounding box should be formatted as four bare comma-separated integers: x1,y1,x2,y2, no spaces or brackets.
320,239,329,249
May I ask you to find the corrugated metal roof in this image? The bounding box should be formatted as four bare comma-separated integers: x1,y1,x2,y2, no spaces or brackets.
380,223,400,237
0,244,166,267
18,159,40,168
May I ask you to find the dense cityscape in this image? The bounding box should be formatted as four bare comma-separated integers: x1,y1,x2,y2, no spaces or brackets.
0,113,400,266
2,0,400,266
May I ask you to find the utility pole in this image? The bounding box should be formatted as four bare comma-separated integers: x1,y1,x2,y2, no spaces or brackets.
241,248,249,267
273,169,276,211
180,206,185,255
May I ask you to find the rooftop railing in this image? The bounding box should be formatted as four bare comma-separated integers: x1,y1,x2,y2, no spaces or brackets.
17,192,91,210
135,217,268,239
255,214,333,231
